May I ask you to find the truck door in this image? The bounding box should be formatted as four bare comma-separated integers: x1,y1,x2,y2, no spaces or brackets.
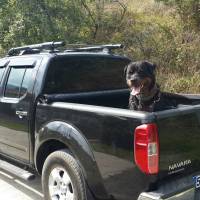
0,58,38,163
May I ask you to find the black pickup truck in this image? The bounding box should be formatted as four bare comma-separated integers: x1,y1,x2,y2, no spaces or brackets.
0,41,200,200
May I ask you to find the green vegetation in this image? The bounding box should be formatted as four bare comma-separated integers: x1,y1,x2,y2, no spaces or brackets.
0,0,199,93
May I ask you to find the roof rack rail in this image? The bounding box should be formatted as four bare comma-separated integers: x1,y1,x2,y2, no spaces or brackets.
64,44,123,53
7,41,65,56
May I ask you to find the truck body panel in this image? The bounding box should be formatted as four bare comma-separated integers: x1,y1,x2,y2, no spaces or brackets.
35,102,156,200
35,98,200,199
0,51,199,199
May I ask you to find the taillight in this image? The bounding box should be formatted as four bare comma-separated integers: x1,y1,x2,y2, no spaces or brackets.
134,123,159,174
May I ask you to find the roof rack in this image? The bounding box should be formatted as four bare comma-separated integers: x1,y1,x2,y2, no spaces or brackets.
64,44,123,53
7,42,123,57
7,41,65,56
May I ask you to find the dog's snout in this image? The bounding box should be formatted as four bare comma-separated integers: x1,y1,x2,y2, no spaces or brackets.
130,79,141,87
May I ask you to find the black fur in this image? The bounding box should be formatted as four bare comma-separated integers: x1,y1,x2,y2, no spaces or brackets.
125,61,156,90
125,61,191,112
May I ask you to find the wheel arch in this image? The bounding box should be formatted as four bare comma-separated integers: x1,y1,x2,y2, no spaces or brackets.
35,120,109,199
35,139,67,174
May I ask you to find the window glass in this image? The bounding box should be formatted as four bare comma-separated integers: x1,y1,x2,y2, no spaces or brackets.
44,56,130,94
0,67,5,84
20,68,33,97
5,67,33,98
5,68,26,98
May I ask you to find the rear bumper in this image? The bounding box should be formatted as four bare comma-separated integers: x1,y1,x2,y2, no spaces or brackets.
138,187,196,200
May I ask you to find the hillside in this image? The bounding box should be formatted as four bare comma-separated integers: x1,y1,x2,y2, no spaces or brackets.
0,0,199,93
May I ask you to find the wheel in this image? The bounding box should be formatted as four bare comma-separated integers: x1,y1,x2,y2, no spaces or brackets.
42,150,86,200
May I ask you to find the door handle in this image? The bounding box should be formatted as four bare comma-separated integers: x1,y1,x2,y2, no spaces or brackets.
16,111,28,119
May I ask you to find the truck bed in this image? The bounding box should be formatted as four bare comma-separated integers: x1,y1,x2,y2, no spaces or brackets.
43,89,200,109
36,92,200,200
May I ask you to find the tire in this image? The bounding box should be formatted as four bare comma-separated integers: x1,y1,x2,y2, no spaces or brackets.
42,150,87,200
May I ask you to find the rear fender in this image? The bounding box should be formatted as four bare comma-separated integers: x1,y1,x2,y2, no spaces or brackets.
35,121,109,199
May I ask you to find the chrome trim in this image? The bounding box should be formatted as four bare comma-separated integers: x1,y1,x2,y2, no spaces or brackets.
16,111,28,119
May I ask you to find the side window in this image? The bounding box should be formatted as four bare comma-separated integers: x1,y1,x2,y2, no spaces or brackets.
5,67,32,98
0,67,6,84
20,68,33,97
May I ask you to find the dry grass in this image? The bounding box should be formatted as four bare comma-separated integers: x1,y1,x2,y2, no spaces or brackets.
119,0,200,94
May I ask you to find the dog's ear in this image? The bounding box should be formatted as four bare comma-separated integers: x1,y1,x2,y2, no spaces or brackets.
143,61,156,74
152,63,157,71
148,62,157,75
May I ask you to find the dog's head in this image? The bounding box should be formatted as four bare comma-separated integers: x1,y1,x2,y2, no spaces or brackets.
125,61,157,96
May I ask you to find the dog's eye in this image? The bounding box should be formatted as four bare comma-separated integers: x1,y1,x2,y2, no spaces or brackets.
129,70,134,74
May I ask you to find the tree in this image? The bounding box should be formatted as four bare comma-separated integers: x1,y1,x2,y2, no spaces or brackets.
0,0,90,53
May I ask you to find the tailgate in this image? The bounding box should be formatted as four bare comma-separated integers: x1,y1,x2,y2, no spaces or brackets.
155,104,200,178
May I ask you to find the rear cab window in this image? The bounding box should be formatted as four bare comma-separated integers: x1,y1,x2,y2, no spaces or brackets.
43,55,130,94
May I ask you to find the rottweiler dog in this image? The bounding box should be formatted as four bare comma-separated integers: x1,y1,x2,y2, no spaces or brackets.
125,61,191,112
